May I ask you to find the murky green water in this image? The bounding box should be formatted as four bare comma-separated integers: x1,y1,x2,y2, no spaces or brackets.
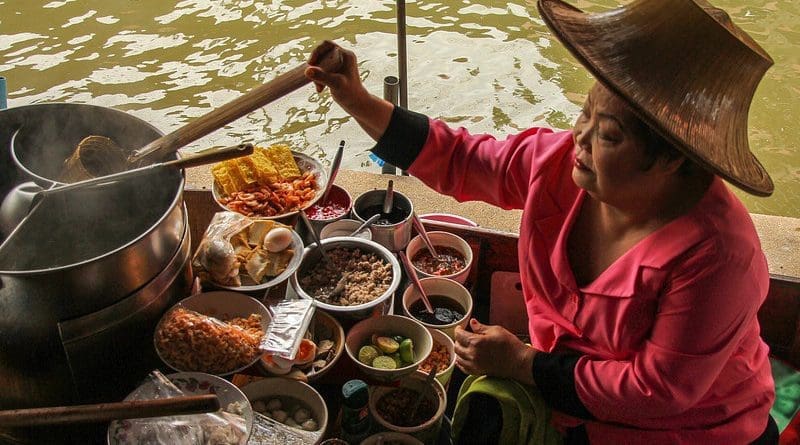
1,0,797,217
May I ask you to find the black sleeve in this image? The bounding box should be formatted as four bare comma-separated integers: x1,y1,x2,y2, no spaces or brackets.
532,352,595,419
370,106,430,170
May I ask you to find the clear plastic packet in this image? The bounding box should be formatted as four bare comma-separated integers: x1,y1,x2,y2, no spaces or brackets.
261,299,315,360
108,370,248,445
192,211,253,287
248,412,316,445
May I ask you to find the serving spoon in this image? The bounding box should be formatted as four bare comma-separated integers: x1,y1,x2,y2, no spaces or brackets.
0,143,254,247
319,140,345,204
411,212,439,259
60,43,343,181
299,209,331,264
349,213,381,237
382,179,394,215
399,251,434,314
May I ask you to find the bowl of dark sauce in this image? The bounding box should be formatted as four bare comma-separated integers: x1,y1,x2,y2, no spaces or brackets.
352,188,414,252
402,277,473,339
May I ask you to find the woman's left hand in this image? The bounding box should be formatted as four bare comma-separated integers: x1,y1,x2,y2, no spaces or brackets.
454,318,538,384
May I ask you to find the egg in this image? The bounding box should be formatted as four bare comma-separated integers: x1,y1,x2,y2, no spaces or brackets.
263,227,293,252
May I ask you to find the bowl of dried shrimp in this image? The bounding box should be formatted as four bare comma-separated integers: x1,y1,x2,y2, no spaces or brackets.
154,291,271,376
211,144,327,222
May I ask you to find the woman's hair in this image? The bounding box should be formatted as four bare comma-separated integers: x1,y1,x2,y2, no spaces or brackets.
634,118,697,177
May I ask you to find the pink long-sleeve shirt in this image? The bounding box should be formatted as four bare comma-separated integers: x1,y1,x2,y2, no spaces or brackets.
406,120,774,444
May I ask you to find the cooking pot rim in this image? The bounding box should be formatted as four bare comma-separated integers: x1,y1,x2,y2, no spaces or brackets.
0,102,185,275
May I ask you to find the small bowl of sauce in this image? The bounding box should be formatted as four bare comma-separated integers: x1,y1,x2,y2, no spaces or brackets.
405,231,473,284
299,184,352,244
352,188,414,252
402,277,473,339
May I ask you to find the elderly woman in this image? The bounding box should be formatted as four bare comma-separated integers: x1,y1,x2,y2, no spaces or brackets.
306,0,777,443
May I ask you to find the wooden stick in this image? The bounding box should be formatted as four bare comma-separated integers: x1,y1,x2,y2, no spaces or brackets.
0,394,220,427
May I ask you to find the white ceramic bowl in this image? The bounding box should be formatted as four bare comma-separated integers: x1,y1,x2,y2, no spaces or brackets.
345,315,433,382
108,371,254,445
319,218,373,240
241,377,328,442
368,370,447,445
402,277,473,339
154,291,271,376
208,227,304,293
405,231,473,284
290,237,401,321
421,328,456,388
211,151,327,221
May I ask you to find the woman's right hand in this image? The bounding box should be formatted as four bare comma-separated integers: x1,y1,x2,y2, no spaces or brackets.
305,40,394,141
305,41,370,113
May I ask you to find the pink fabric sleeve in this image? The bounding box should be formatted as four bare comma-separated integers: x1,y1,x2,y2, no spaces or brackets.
407,119,572,210
574,238,770,422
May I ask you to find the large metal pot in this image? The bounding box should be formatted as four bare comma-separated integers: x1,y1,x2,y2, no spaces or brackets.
0,103,189,415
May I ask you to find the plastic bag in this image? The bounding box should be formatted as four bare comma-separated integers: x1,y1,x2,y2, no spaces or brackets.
108,370,248,445
192,212,253,287
261,299,315,360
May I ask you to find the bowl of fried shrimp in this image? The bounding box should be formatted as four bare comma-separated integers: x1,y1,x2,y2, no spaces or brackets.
154,291,271,376
210,144,327,222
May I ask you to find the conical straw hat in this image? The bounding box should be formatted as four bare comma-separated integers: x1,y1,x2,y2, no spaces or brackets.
537,0,774,196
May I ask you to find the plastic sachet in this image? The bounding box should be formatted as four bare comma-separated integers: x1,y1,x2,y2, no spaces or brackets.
108,370,248,445
261,299,315,360
192,212,253,287
248,411,316,445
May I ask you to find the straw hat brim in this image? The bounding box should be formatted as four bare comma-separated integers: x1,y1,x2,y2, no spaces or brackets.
537,0,774,196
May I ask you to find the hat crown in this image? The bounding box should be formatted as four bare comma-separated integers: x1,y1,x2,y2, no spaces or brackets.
538,0,774,196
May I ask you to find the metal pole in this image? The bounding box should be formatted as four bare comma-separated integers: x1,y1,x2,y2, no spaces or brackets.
0,77,7,110
396,0,409,175
381,76,399,175
396,0,408,110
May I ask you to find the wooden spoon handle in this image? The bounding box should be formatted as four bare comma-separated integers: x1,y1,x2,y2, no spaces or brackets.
131,42,343,164
0,394,220,427
163,143,254,170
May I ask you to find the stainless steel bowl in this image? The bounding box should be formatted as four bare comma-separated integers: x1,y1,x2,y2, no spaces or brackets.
290,237,401,320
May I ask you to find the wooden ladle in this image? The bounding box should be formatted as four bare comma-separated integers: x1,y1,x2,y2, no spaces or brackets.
0,394,220,427
60,42,344,182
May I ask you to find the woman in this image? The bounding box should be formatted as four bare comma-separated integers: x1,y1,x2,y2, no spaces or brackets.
306,0,777,443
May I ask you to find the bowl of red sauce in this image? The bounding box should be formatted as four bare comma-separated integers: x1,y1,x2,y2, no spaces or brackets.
301,184,352,243
405,231,472,284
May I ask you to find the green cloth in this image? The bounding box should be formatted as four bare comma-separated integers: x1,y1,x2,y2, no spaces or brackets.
451,374,563,445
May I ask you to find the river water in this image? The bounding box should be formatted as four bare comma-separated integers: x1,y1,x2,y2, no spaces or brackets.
1,0,797,217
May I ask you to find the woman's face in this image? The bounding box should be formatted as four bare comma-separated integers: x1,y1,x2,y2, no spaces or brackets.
572,83,662,205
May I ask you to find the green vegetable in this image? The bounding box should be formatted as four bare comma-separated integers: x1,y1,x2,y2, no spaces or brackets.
372,355,398,369
399,338,414,364
358,345,380,365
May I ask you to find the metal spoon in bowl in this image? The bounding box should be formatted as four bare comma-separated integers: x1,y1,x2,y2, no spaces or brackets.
411,213,439,259
382,179,394,214
409,367,437,422
349,213,381,237
299,209,331,264
320,140,345,204
399,251,434,314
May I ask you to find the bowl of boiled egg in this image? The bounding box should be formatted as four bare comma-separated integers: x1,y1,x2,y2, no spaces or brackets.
193,212,304,293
